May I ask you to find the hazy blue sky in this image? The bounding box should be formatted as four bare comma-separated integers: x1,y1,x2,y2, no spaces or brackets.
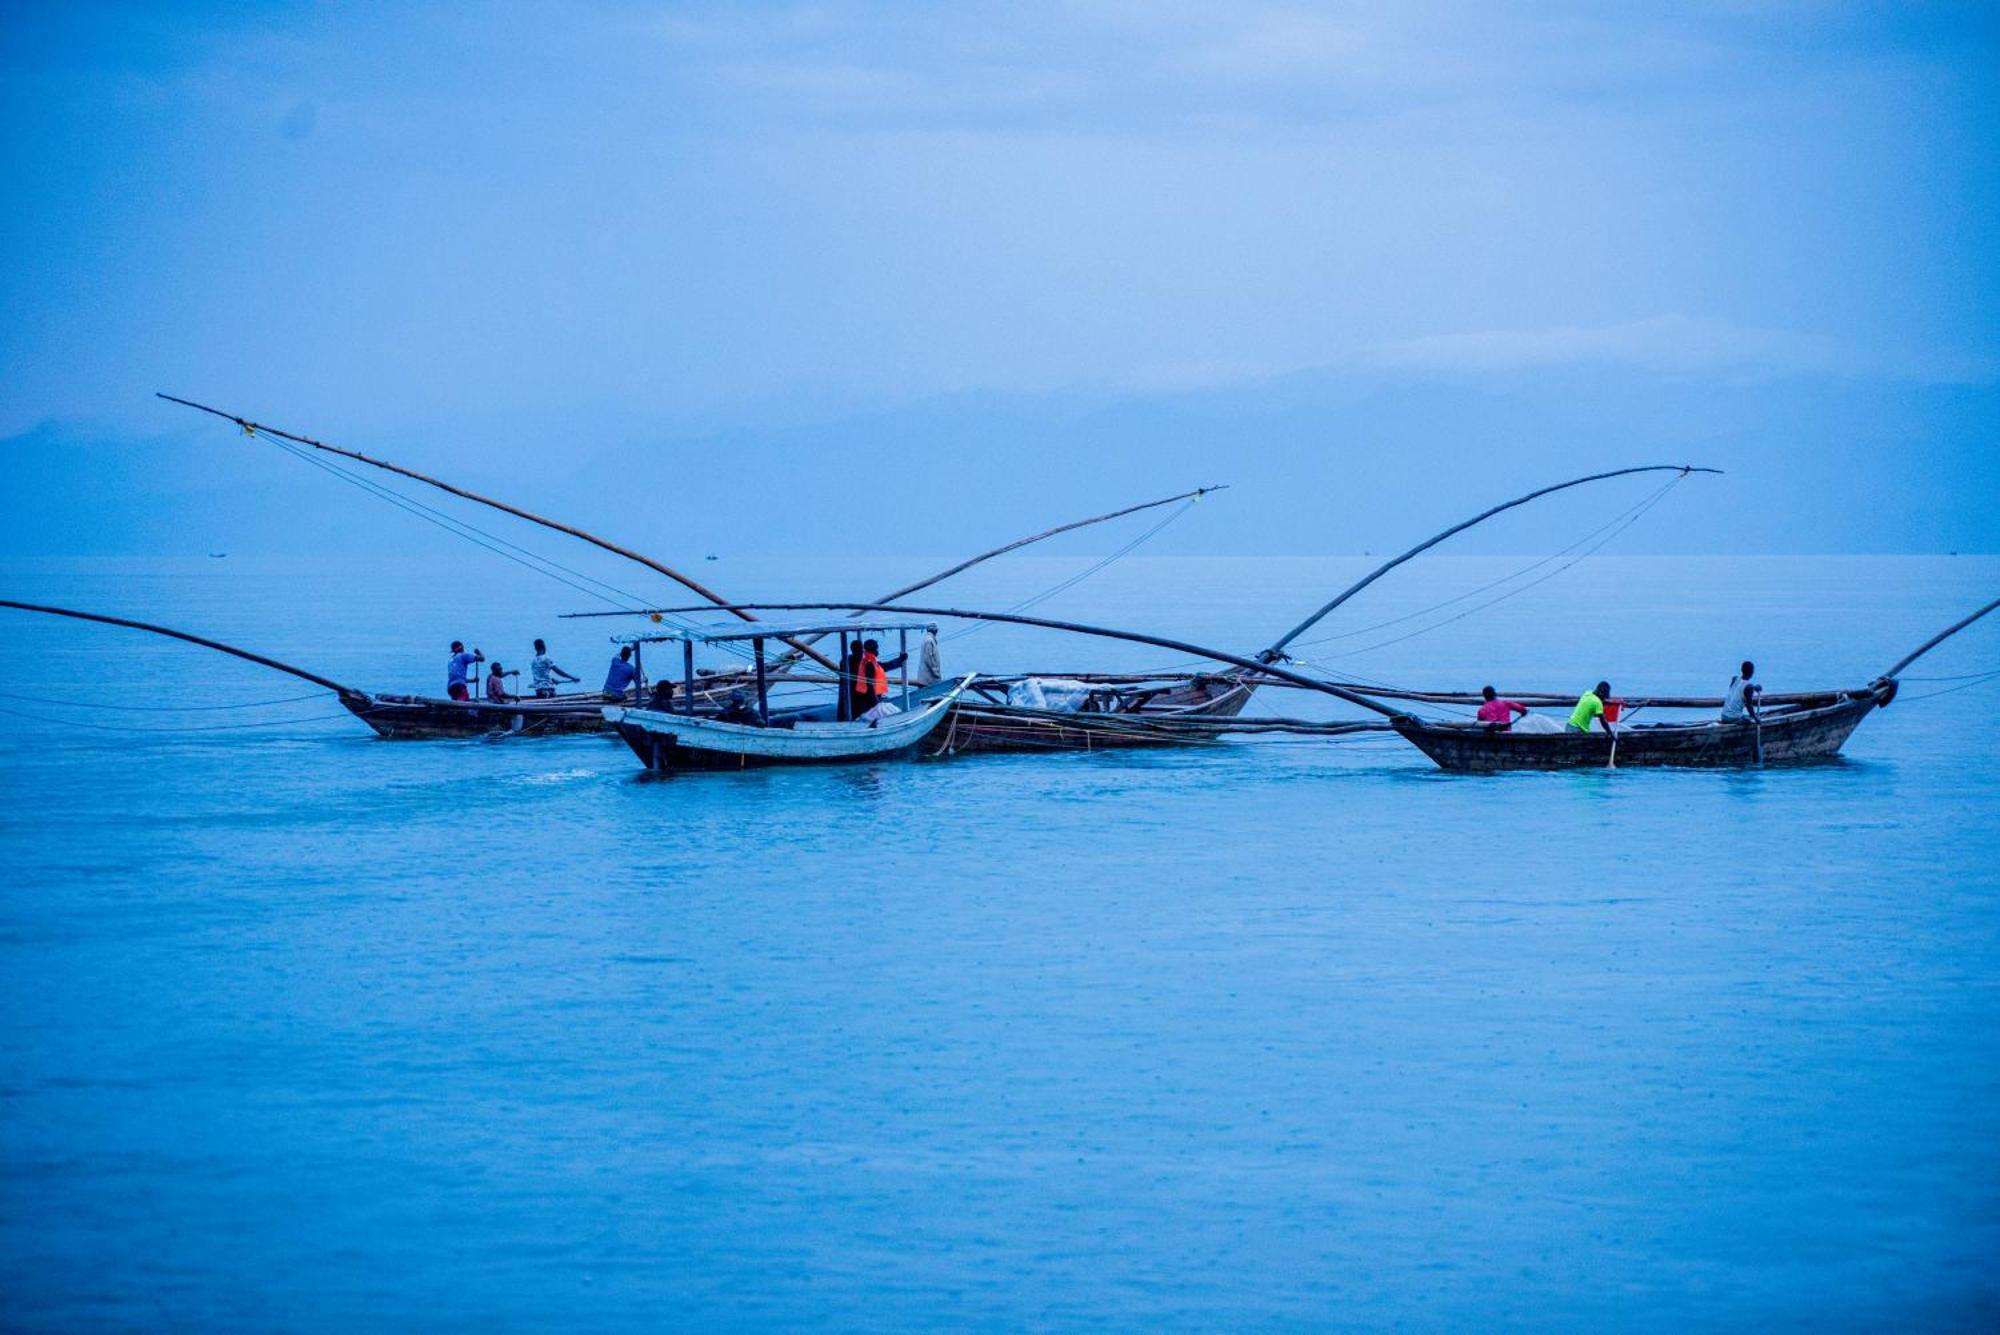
3,2,1995,557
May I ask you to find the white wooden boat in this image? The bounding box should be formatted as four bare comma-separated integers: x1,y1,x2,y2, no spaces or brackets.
604,618,973,772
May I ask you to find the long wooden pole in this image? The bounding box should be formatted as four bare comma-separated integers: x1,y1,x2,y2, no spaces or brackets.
0,600,366,700
1877,596,2000,681
1260,464,1722,661
874,485,1223,606
767,483,1225,668
604,600,1409,719
156,392,841,672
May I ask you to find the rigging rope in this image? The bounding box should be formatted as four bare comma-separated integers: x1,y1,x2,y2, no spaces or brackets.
942,498,1197,643
1283,477,1684,651
251,428,758,663
0,689,331,712
0,705,353,733
1895,667,2000,702
1300,476,1684,663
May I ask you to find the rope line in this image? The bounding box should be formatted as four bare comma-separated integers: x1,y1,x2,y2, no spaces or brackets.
0,689,331,712
943,499,1196,643
1895,668,2000,702
0,705,354,733
1305,477,1683,663
1284,477,1684,650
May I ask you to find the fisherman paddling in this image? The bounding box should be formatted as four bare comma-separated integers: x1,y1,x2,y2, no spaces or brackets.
1720,661,1761,723
529,639,579,698
604,646,638,700
1568,681,1615,735
1476,686,1529,730
446,641,483,701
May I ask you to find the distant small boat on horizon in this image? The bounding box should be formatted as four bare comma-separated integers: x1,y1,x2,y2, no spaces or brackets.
208,552,228,559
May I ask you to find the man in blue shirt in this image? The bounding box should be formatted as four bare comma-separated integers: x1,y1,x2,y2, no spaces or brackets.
604,646,638,699
446,640,483,701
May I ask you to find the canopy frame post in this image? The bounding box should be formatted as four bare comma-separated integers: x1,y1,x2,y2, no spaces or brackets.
753,638,770,726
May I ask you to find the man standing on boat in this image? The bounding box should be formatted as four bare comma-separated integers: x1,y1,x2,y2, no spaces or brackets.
446,641,483,701
1720,661,1762,723
1568,681,1615,735
1477,686,1530,729
850,637,906,720
529,639,579,698
604,646,639,700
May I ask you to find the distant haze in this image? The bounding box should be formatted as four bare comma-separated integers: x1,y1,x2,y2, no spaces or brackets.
2,3,1994,557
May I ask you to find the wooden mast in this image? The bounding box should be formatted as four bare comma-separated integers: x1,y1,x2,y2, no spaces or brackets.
0,600,366,701
156,392,840,671
1260,464,1723,661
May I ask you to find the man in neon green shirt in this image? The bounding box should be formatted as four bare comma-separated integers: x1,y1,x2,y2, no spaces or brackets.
1568,680,1614,733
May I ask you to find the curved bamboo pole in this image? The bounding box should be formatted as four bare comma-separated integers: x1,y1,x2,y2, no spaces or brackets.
597,600,1408,719
0,600,365,700
1877,595,2000,680
875,485,1224,606
157,392,840,672
1260,464,1722,661
768,484,1226,668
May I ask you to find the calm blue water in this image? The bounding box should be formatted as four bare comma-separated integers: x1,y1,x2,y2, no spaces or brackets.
2,554,1997,1328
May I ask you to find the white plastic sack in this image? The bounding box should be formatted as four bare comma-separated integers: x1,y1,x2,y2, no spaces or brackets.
1006,677,1096,713
1510,712,1564,734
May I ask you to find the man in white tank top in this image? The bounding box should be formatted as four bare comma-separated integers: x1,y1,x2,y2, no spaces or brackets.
1720,660,1761,722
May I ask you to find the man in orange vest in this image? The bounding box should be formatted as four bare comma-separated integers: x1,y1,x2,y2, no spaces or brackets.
850,637,906,720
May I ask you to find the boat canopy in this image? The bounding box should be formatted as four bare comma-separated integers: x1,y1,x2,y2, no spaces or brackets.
614,618,938,646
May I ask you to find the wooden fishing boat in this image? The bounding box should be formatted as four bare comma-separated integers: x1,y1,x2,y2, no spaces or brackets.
927,672,1256,754
1388,685,1892,772
605,618,974,772
341,690,621,739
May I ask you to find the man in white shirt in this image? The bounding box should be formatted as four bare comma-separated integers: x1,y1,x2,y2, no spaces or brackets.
1720,660,1762,722
528,638,579,698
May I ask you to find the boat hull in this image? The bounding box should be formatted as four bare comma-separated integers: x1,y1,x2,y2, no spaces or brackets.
927,677,1257,755
1391,690,1887,772
609,677,969,772
343,692,619,740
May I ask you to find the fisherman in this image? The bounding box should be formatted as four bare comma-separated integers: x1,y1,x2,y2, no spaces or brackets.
1568,680,1615,735
715,688,760,726
649,679,676,710
844,641,870,720
446,640,483,701
850,637,903,719
485,662,517,703
604,645,638,700
529,639,579,698
1476,685,1530,729
1720,660,1762,723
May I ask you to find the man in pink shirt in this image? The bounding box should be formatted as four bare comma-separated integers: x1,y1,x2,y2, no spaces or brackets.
1476,685,1530,729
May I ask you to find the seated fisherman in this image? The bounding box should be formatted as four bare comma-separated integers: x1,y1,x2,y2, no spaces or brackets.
1476,685,1530,729
1567,681,1615,735
715,688,760,725
529,639,579,698
485,662,517,703
1720,660,1762,723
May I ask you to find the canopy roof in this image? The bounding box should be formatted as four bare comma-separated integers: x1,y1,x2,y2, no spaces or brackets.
614,618,936,646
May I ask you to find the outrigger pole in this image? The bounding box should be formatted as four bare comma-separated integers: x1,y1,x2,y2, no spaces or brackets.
0,600,367,702
158,393,1221,676
1876,596,2000,681
155,392,843,671
1259,464,1723,662
766,484,1227,668
574,600,1409,720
